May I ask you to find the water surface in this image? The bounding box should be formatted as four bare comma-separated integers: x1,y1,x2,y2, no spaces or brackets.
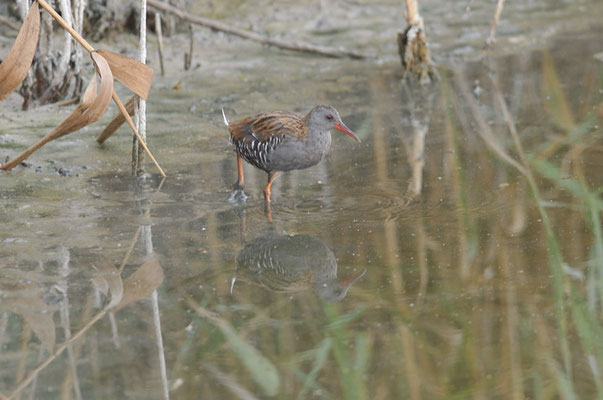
1,2,603,399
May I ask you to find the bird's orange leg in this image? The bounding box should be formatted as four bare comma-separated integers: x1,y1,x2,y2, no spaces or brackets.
263,171,280,203
234,155,245,190
228,155,247,203
263,171,280,222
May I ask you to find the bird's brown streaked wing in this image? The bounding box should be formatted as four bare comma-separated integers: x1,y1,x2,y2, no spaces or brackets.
229,111,307,143
229,112,302,171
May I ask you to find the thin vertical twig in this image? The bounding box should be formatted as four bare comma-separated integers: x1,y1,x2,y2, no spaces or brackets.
155,12,165,76
109,312,120,348
113,92,166,176
71,0,85,97
152,290,169,400
57,248,83,400
133,0,148,176
38,0,73,103
134,176,169,399
184,24,193,71
144,225,169,399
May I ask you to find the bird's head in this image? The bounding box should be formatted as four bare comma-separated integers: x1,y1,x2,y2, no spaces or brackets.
308,105,361,143
317,268,367,302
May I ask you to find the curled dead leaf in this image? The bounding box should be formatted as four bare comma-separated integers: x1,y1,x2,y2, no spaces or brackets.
0,2,40,102
116,254,163,310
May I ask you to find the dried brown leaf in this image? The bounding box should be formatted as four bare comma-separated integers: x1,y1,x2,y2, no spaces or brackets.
81,72,98,107
116,254,163,310
0,295,56,353
0,2,40,102
90,257,124,310
96,95,136,144
1,52,113,170
97,49,154,100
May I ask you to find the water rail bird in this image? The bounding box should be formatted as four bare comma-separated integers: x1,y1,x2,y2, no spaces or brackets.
232,233,366,301
222,105,360,211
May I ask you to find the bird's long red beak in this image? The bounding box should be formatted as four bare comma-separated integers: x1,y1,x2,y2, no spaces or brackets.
341,268,367,289
335,122,361,143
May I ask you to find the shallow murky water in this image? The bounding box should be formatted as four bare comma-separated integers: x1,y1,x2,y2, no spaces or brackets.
2,2,603,399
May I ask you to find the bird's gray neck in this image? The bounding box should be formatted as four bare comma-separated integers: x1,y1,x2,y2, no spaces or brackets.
307,129,332,158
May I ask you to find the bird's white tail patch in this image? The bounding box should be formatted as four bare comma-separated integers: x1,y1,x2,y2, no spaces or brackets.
230,276,236,294
221,108,229,126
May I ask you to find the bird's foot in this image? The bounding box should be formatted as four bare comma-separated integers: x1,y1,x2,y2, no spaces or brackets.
230,179,245,191
227,189,248,204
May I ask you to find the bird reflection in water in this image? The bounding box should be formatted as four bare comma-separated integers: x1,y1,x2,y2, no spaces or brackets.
232,232,366,301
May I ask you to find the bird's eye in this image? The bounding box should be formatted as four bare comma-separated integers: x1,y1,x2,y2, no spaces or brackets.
326,114,333,120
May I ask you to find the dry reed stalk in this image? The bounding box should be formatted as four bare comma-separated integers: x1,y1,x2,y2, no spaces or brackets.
96,95,136,142
147,0,367,59
398,0,436,83
8,310,107,399
0,15,20,31
486,0,506,46
405,0,421,25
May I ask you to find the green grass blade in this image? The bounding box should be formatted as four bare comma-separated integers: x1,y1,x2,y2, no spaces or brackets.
218,321,280,397
297,338,332,400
